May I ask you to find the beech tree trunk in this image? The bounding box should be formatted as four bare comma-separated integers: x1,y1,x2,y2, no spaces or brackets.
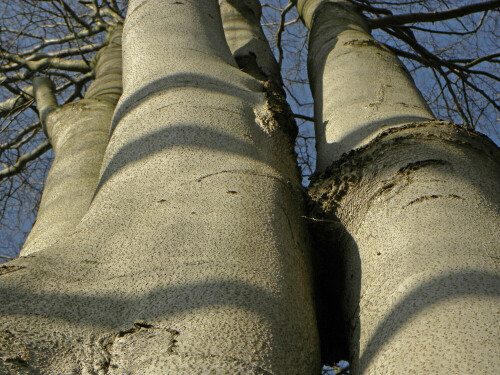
0,0,320,373
1,0,499,374
20,26,123,256
295,0,500,373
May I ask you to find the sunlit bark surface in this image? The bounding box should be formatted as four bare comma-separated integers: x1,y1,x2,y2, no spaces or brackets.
0,1,320,373
20,26,123,256
297,0,500,373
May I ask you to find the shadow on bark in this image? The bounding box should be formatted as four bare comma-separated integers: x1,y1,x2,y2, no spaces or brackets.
309,218,500,370
92,71,294,198
94,123,278,198
318,114,432,163
0,271,284,328
0,260,313,372
358,270,500,373
311,122,500,372
110,72,261,135
0,266,300,374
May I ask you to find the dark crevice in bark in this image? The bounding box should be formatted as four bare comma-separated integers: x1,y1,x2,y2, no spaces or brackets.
305,196,350,364
309,221,351,364
404,193,465,208
307,119,500,366
0,265,25,276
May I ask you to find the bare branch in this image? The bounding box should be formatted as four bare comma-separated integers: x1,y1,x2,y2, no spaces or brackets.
0,92,34,119
23,43,105,61
407,10,489,35
370,0,500,29
0,140,51,180
18,23,107,57
294,113,314,122
33,77,59,130
276,1,294,69
0,50,91,74
0,122,41,154
450,53,500,68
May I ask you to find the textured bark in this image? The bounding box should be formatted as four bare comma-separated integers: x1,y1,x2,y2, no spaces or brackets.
219,0,281,83
0,1,320,373
219,0,299,171
295,0,434,172
20,25,123,256
310,121,500,373
297,0,500,373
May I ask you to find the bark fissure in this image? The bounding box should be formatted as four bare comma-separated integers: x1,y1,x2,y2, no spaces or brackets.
193,169,298,189
92,321,277,374
343,39,387,51
404,193,465,208
0,265,25,276
96,322,180,373
397,159,450,175
310,120,497,215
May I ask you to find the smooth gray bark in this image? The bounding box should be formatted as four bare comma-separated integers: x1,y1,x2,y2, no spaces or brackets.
297,0,500,373
219,0,282,83
0,1,320,373
295,0,433,172
20,25,123,256
310,121,500,373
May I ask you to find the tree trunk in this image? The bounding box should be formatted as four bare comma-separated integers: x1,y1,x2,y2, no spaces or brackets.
0,1,320,373
20,25,123,256
297,0,500,373
219,0,282,83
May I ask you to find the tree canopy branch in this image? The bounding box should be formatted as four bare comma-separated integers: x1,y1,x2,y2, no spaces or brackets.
370,0,500,29
0,140,51,180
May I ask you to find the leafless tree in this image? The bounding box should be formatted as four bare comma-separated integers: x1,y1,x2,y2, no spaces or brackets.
1,0,498,260
0,1,498,373
0,0,127,258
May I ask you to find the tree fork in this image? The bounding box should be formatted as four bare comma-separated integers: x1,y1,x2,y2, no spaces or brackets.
295,0,500,372
0,1,320,373
309,120,500,373
220,0,300,170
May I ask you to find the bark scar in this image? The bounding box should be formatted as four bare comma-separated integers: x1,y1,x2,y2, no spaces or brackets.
397,159,449,175
344,39,387,51
0,330,31,368
404,194,464,208
96,321,180,372
0,265,25,276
